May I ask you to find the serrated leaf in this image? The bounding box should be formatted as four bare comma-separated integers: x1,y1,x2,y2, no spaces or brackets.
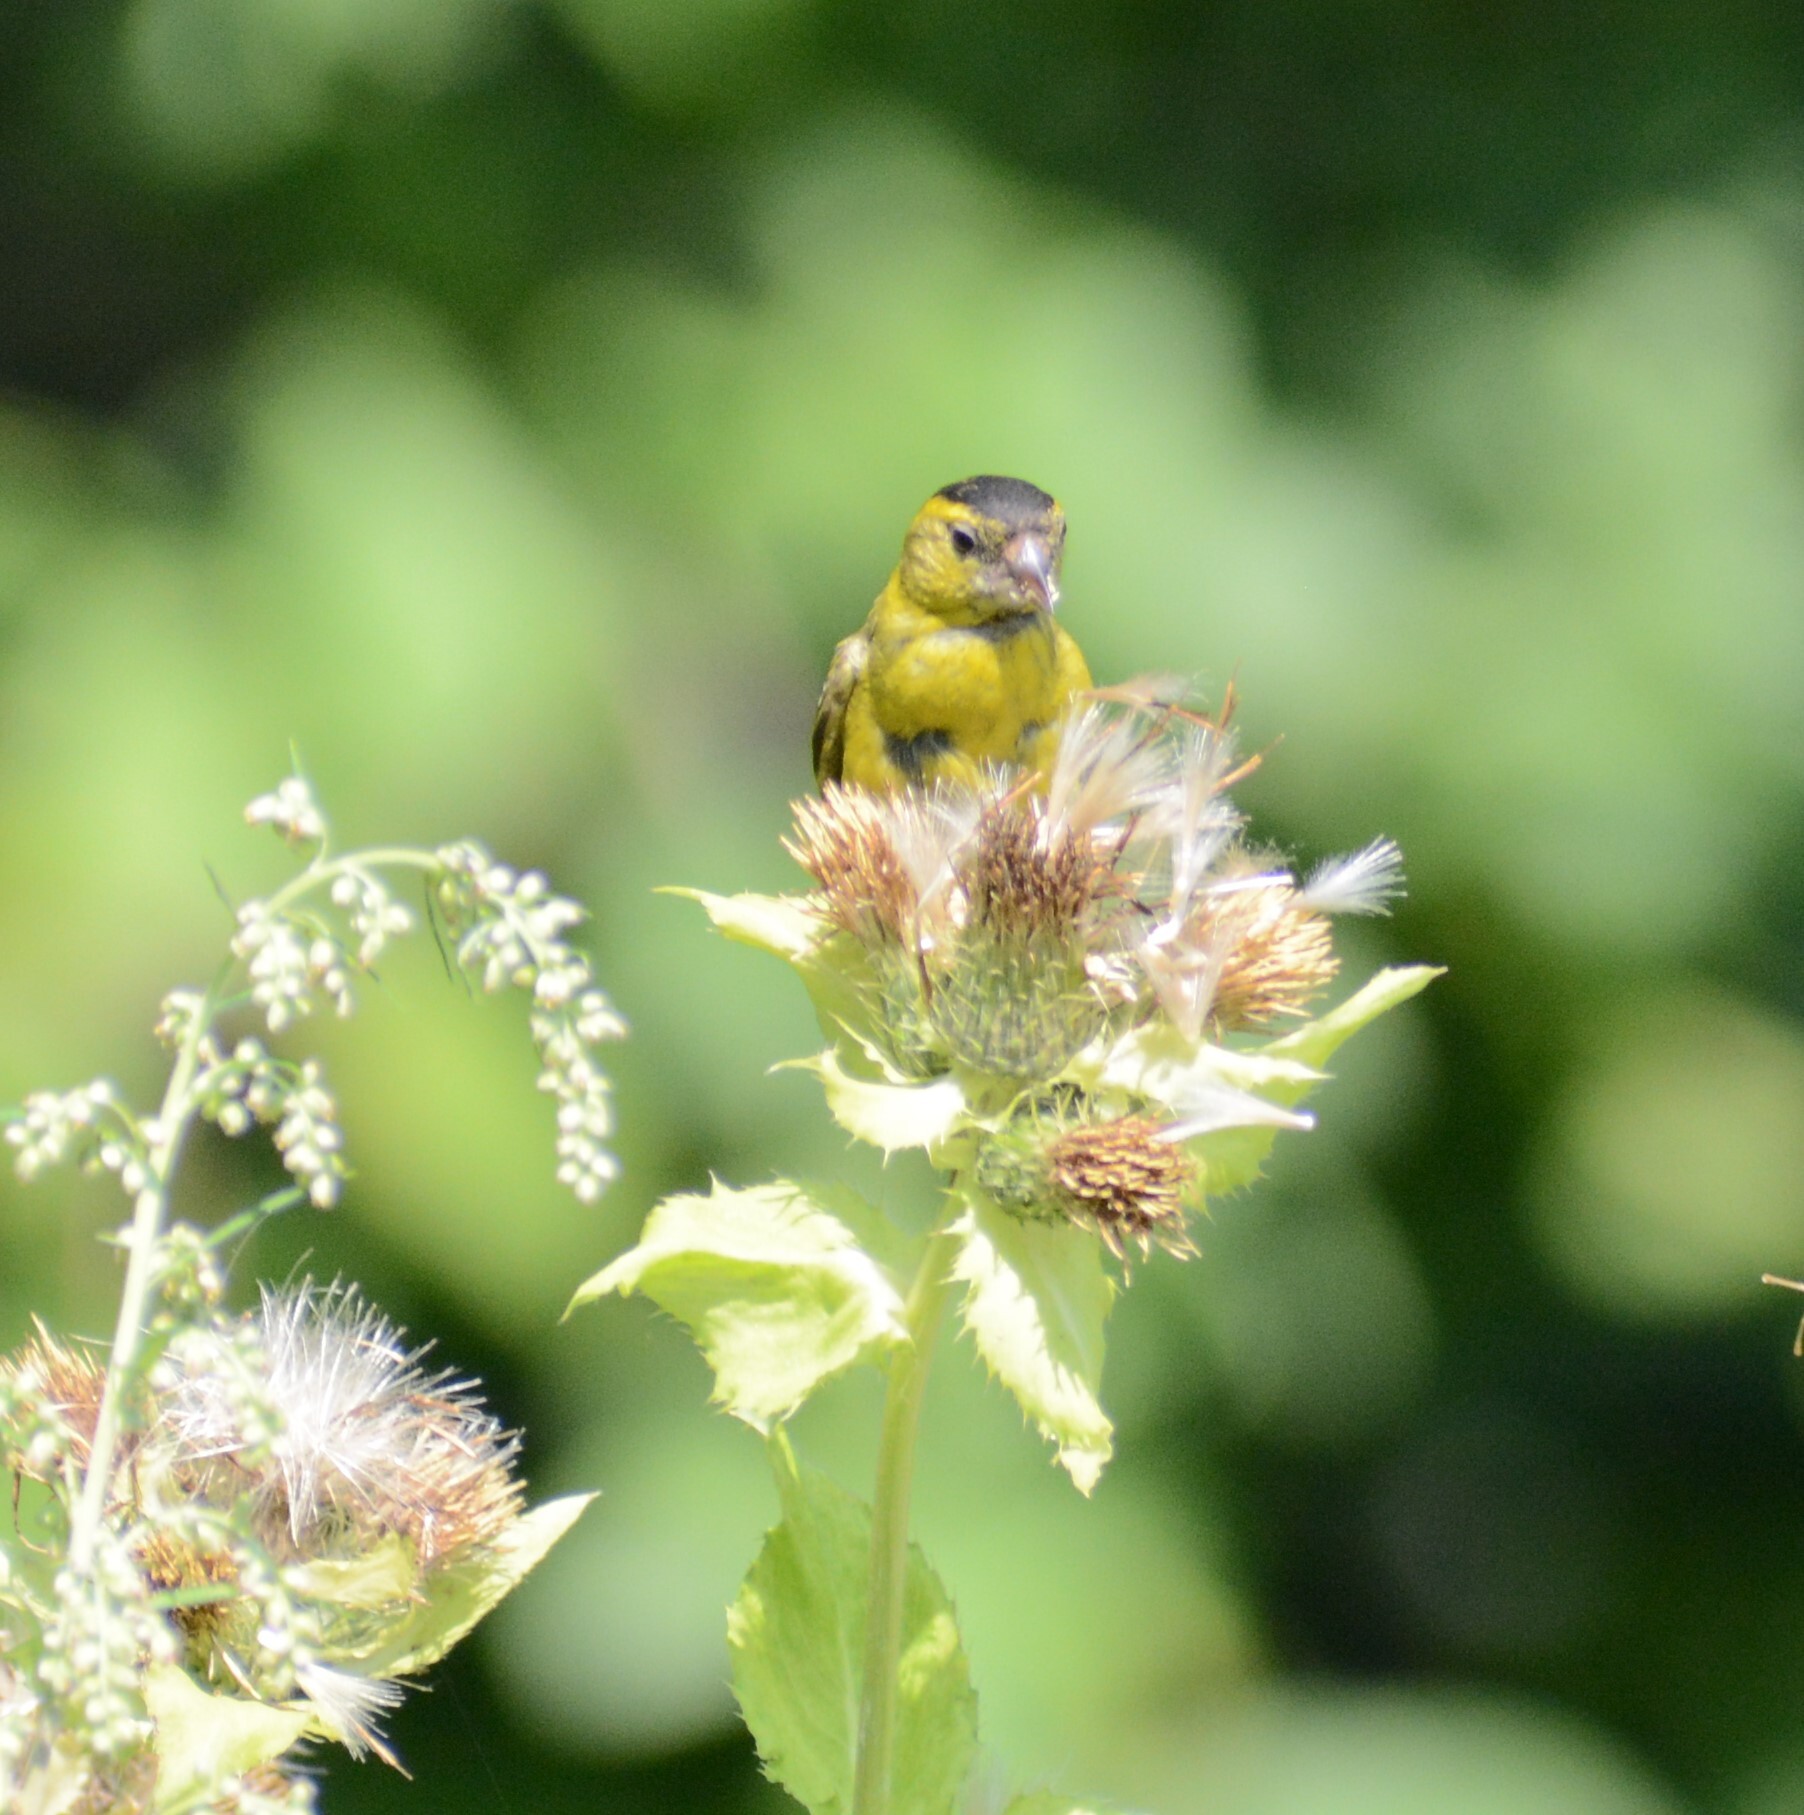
728,1436,977,1815
349,1493,594,1681
145,1663,312,1810
950,1196,1116,1494
797,1049,969,1157
571,1180,908,1428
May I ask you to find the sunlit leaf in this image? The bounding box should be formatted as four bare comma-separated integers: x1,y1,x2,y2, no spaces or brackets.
571,1179,907,1427
287,1535,415,1609
1003,1795,1143,1815
352,1493,595,1680
794,1048,969,1157
951,1194,1116,1494
1078,1020,1325,1112
728,1434,977,1815
1258,965,1444,1088
145,1663,312,1808
667,886,825,962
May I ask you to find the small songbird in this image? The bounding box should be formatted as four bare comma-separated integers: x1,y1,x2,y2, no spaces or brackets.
812,475,1094,792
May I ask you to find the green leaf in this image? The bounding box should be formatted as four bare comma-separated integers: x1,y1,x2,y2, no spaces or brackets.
666,886,826,961
287,1534,416,1608
672,886,886,1056
571,1179,908,1428
1003,1796,1144,1815
1190,965,1443,1197
145,1663,312,1810
796,1048,970,1157
1260,964,1444,1085
1074,1019,1324,1123
728,1436,977,1815
351,1493,595,1680
950,1194,1116,1494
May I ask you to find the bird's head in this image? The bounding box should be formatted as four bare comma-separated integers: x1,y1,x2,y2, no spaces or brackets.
897,475,1067,625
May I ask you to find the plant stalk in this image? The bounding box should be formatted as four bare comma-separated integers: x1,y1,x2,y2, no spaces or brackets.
67,964,228,1573
852,1216,962,1815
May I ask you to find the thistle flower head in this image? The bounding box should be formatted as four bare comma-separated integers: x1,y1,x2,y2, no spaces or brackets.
764,683,1415,1263
0,1275,541,1793
786,786,919,945
786,686,1399,1094
974,1094,1197,1261
162,1279,522,1565
1175,863,1341,1033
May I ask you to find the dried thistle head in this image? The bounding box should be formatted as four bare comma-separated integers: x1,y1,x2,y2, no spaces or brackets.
1045,1115,1198,1261
1193,871,1340,1030
1,1325,109,1479
965,795,1115,942
786,786,919,944
975,1096,1196,1261
161,1281,522,1569
785,687,1402,1092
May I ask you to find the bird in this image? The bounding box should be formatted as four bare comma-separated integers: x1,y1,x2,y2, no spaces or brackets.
812,475,1093,792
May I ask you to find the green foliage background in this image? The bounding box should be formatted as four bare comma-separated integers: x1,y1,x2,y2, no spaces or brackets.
4,3,1804,1809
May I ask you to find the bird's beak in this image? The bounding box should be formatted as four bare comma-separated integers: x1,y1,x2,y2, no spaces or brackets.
1004,531,1061,611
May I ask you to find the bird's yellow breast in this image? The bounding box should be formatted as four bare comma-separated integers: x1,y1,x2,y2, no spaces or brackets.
838,579,1088,789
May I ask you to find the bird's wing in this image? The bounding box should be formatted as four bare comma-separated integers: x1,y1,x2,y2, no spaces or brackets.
812,627,870,787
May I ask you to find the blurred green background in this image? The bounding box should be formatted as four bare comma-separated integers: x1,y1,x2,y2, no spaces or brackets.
5,2,1804,1810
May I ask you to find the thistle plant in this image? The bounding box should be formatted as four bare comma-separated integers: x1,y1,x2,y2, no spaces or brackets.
574,685,1439,1815
0,775,623,1813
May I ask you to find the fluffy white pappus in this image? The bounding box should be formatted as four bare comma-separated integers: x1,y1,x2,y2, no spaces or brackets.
295,1658,407,1763
1043,698,1178,839
1157,1078,1316,1145
263,1280,513,1547
1131,921,1225,1044
1300,838,1406,916
1143,722,1243,906
883,784,985,924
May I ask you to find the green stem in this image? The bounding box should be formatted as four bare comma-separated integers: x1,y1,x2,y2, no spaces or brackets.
852,1214,962,1815
67,962,230,1574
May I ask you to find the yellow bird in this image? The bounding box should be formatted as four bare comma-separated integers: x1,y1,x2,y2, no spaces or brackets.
812,476,1093,791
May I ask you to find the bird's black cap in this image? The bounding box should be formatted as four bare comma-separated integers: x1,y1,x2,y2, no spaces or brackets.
935,475,1057,529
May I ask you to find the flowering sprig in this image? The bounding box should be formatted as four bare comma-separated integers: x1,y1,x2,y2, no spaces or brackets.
433,842,628,1204
575,685,1438,1815
0,774,618,1812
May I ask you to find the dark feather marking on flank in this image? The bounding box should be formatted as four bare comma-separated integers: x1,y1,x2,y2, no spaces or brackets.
934,475,1056,529
884,727,954,782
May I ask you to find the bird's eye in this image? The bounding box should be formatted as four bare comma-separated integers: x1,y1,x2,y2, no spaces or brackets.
948,524,979,555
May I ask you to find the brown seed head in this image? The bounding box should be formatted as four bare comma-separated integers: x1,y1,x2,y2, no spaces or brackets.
1048,1115,1197,1260
2,1325,108,1474
371,1384,526,1567
1195,878,1338,1030
785,786,918,944
965,796,1114,942
136,1525,242,1653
